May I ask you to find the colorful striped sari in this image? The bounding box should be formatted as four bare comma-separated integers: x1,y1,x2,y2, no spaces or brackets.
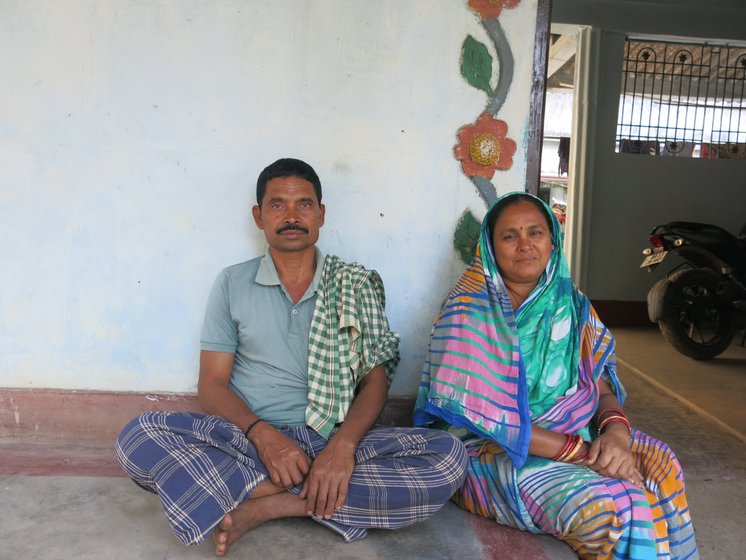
414,193,697,559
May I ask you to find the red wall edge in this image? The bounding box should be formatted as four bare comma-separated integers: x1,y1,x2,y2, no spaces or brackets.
590,300,652,328
0,388,416,442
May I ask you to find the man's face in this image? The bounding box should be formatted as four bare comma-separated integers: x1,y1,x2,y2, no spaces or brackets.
252,176,325,254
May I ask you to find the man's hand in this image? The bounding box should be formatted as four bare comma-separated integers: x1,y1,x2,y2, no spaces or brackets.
299,438,355,519
296,364,387,519
250,422,312,489
585,425,643,488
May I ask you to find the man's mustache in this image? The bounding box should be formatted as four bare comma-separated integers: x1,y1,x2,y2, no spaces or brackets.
276,224,309,234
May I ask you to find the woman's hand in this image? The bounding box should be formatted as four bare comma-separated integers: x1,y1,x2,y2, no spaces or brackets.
585,424,643,488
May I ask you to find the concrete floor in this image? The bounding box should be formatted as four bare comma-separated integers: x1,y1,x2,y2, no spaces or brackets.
614,328,746,560
1,327,745,559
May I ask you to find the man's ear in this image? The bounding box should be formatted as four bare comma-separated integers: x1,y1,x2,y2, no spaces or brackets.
319,203,326,227
251,205,264,230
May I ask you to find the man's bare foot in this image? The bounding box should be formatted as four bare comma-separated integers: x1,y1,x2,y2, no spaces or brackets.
213,512,234,557
212,501,264,557
212,491,308,557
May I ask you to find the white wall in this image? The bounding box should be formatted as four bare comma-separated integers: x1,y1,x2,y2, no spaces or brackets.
0,1,539,396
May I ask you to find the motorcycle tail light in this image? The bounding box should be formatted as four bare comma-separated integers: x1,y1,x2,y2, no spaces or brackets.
674,238,684,247
649,234,664,248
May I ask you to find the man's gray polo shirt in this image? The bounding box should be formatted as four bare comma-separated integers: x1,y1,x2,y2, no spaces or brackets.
200,248,325,427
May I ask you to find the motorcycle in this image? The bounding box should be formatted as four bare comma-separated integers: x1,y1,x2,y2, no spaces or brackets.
640,221,746,360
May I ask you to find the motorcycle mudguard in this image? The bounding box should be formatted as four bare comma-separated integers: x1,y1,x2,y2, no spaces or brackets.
647,277,671,323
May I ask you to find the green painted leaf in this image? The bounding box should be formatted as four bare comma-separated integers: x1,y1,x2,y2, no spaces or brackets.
460,35,493,96
453,209,482,264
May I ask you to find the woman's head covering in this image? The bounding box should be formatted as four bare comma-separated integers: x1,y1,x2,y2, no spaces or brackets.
414,192,618,467
480,192,566,314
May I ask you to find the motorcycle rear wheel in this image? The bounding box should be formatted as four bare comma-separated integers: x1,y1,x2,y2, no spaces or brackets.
658,268,736,360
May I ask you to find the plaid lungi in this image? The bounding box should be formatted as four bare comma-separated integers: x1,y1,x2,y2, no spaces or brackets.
116,412,467,545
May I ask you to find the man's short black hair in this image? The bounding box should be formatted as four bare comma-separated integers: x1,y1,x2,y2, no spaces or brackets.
256,158,322,205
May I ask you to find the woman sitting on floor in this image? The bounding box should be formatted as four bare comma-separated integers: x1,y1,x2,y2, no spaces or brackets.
414,192,698,559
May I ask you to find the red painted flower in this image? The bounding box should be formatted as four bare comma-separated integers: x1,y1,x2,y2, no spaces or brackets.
468,0,521,20
454,112,517,179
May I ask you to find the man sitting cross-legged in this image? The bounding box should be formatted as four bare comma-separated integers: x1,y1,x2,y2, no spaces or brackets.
116,157,468,557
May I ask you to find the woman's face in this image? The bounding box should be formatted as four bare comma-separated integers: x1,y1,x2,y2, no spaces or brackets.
491,200,553,288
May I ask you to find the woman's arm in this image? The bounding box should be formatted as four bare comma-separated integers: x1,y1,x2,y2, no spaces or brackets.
526,379,642,488
528,424,585,458
584,378,643,488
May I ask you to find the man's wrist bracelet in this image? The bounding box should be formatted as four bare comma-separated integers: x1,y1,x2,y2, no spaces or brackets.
244,418,264,438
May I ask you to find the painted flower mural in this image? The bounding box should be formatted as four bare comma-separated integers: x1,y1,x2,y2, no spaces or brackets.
455,4,519,205
454,112,516,179
452,0,526,263
468,0,521,20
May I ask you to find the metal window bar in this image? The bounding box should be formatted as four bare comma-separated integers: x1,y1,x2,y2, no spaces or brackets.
616,39,746,157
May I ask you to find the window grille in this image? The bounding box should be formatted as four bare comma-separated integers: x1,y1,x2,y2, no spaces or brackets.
616,38,746,158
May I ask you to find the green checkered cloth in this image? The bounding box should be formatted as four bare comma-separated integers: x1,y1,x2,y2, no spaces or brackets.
305,255,400,439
